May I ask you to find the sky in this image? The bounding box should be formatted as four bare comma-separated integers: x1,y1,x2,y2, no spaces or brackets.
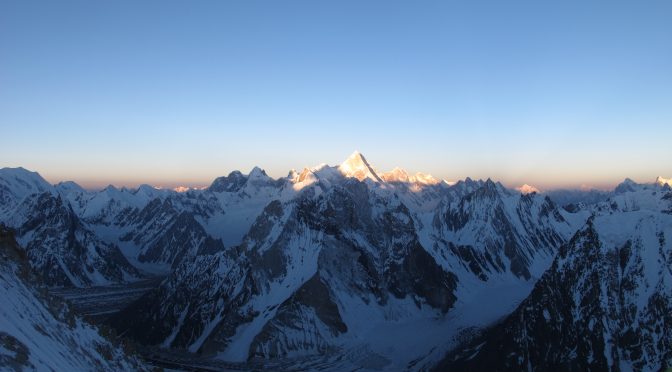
1,0,671,190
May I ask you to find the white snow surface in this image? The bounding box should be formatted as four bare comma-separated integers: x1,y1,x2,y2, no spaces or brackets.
516,184,540,194
655,176,672,187
0,238,146,371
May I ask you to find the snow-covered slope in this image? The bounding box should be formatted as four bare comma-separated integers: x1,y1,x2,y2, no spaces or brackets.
0,227,147,371
544,188,612,210
656,176,672,187
109,153,589,369
11,192,142,287
440,180,672,371
70,184,168,224
117,197,225,269
2,158,669,370
0,167,54,221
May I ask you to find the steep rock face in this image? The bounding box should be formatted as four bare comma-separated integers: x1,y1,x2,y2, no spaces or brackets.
118,197,224,268
108,248,252,351
13,193,141,287
0,227,147,371
239,183,458,359
428,180,577,282
249,273,348,358
440,183,672,371
114,178,460,362
209,171,248,193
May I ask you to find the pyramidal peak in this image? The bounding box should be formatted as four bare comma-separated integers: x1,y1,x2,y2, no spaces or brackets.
655,176,672,187
248,166,269,179
338,151,382,182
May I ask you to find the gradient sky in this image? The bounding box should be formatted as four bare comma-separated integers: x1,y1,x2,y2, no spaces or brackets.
1,1,671,190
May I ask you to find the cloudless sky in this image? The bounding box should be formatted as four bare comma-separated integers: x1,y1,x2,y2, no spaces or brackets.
1,0,671,190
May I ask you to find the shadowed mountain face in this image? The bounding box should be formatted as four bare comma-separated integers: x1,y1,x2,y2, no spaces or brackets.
15,192,141,287
4,155,669,369
438,182,672,371
110,180,460,360
105,154,583,367
0,226,147,370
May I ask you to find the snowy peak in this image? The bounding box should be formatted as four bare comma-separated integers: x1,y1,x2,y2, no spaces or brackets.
412,172,442,186
55,181,85,194
248,166,269,179
173,186,198,192
209,170,248,193
381,168,444,190
135,184,160,196
615,178,640,194
133,184,170,202
516,184,540,194
0,167,53,199
381,167,410,183
208,166,275,194
0,167,55,220
655,176,672,187
337,151,382,182
245,166,277,189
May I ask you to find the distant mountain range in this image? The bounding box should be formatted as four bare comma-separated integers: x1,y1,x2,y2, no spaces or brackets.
0,152,670,370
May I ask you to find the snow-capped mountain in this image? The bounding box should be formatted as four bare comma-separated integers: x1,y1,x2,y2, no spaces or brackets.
12,192,142,287
107,152,587,369
69,184,171,225
0,167,54,221
116,197,224,269
0,170,151,287
1,155,670,370
337,150,383,183
516,183,540,194
0,226,147,370
656,176,672,187
439,179,672,371
544,187,612,211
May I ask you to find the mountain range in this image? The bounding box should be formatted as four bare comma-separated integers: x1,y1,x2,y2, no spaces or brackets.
0,152,670,370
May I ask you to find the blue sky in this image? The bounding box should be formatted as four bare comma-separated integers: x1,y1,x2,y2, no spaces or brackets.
1,0,670,189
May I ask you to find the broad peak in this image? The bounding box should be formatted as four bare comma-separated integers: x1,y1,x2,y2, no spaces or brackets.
412,172,441,185
381,167,410,183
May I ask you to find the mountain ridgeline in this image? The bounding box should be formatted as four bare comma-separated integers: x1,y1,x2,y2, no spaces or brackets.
0,153,670,370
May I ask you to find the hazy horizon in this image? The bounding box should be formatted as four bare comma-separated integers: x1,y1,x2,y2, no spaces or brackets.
1,151,663,192
2,1,670,190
